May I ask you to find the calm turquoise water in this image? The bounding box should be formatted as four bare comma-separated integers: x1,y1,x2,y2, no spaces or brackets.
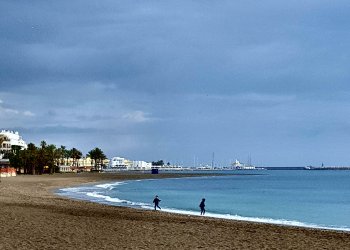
58,170,350,231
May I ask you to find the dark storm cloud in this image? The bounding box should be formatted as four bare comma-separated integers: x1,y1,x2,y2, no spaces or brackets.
2,0,349,96
1,0,350,166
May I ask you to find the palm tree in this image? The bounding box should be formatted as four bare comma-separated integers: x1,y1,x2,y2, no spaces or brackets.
58,145,66,165
87,147,107,171
26,143,38,174
37,142,47,174
8,145,22,172
45,144,58,174
37,141,57,174
64,147,71,166
40,140,47,149
70,148,82,168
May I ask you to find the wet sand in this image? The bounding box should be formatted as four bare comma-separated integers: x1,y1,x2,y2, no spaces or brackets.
1,173,349,250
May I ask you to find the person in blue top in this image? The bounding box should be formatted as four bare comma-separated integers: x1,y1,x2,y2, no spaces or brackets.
199,198,206,215
153,195,161,210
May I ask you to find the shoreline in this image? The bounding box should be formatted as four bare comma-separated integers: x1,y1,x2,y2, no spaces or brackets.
58,175,350,233
1,173,350,249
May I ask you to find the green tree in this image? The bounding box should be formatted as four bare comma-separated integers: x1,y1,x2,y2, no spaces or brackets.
70,148,82,167
26,143,38,174
36,141,48,174
87,147,107,171
36,141,59,174
40,140,47,149
57,145,67,165
8,145,23,172
64,146,71,165
7,143,39,174
152,160,164,166
45,144,59,174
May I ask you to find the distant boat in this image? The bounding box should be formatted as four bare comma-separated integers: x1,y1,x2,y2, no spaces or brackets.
231,159,265,170
195,165,213,170
304,165,350,170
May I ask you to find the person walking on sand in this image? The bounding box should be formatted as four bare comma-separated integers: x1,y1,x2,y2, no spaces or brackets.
153,195,161,210
199,198,206,215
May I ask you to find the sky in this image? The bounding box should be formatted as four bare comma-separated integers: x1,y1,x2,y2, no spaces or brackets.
1,1,350,167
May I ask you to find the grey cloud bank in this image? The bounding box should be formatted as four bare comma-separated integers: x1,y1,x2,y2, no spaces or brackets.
1,1,350,166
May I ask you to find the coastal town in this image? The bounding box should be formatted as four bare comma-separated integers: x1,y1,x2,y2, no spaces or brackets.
0,129,181,176
0,129,269,177
2,130,350,178
0,130,217,175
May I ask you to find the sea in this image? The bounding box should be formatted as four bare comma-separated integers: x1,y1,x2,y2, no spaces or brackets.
57,170,350,232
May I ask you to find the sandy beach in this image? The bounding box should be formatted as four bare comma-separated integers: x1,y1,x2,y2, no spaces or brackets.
1,173,349,250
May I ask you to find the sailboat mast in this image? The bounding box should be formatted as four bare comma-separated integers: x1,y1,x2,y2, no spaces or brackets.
212,152,215,169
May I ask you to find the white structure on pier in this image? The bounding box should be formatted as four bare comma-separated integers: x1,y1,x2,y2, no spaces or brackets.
107,156,152,171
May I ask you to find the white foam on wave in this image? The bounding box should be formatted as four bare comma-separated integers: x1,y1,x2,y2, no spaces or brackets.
157,207,350,232
58,186,93,194
86,192,148,207
59,187,83,193
58,180,350,232
87,192,128,203
95,181,126,190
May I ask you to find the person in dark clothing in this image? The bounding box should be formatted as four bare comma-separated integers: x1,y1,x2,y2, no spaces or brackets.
153,195,161,210
199,198,206,215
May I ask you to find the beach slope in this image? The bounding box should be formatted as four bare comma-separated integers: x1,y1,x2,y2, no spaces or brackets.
1,173,349,250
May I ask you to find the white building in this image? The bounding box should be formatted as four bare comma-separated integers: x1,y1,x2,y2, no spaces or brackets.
131,161,152,170
58,165,73,173
109,157,129,170
107,156,152,171
0,130,28,159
